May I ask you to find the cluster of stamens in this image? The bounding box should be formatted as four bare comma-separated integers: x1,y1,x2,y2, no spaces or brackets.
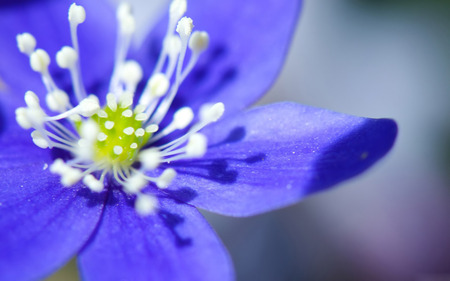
15,0,224,215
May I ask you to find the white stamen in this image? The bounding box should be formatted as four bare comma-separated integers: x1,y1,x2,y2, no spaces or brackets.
135,194,158,215
139,148,161,170
80,119,99,140
83,174,104,192
77,95,100,117
120,60,143,90
200,102,225,123
117,3,136,35
114,145,123,155
123,172,147,194
156,168,176,188
173,107,194,129
186,133,207,157
68,3,86,25
176,17,194,38
16,33,36,55
130,143,138,149
170,0,187,22
24,90,40,109
107,94,118,111
56,46,78,69
189,31,209,53
46,90,70,112
141,73,169,106
30,49,50,73
15,108,32,129
31,130,50,149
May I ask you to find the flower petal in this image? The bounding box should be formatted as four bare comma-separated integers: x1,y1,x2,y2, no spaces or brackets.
135,0,302,116
78,191,234,281
0,0,116,106
164,102,398,216
0,132,107,280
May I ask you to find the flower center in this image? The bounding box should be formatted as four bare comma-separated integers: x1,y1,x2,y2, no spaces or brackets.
85,103,152,168
14,0,224,215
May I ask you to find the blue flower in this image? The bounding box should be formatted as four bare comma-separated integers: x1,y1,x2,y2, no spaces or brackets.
0,0,397,280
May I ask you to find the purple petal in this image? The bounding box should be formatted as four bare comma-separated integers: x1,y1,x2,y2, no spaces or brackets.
78,191,234,281
0,131,107,280
135,0,302,116
0,0,116,107
164,102,397,216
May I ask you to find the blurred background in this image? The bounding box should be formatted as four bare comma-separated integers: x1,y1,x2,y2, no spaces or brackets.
48,0,450,280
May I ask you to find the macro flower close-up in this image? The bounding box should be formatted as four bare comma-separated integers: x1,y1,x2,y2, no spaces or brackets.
0,0,397,280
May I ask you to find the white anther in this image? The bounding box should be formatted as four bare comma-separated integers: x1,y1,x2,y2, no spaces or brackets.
189,31,209,53
186,133,207,157
31,130,49,149
105,121,115,130
68,3,86,25
119,13,136,35
30,49,50,73
83,174,104,192
165,35,182,57
130,143,138,149
120,60,143,86
61,167,83,187
176,17,194,38
156,168,177,189
77,95,100,117
123,173,147,194
97,132,107,141
139,148,161,170
149,73,170,97
16,33,36,55
98,110,108,118
146,124,159,133
24,91,40,109
135,113,148,121
117,2,132,20
135,194,158,216
15,108,32,129
200,102,225,123
122,109,133,117
80,119,99,140
135,128,145,137
107,93,117,111
119,92,134,108
56,46,78,69
123,127,134,135
49,159,66,174
133,104,146,114
173,107,194,129
46,90,70,112
170,0,187,21
114,145,123,155
50,159,82,187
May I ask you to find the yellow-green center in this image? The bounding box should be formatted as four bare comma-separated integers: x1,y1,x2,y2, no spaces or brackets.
85,105,151,167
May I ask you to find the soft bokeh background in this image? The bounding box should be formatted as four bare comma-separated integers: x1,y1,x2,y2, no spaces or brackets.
47,0,450,280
